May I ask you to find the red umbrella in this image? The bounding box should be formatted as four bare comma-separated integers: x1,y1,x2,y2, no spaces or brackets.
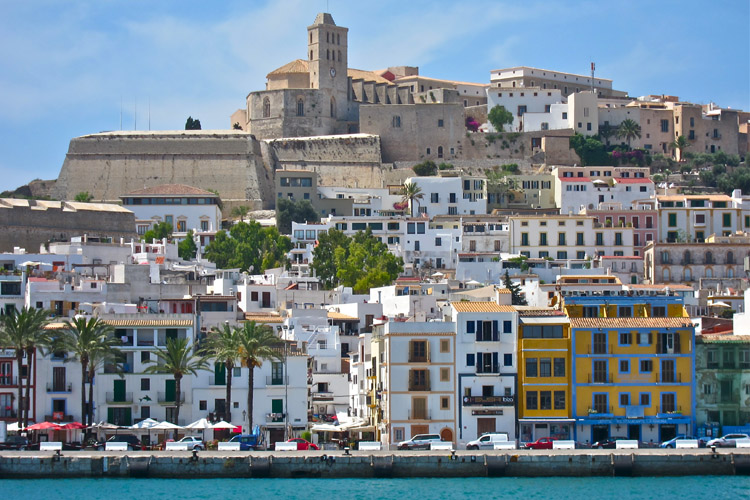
27,422,62,430
61,422,86,430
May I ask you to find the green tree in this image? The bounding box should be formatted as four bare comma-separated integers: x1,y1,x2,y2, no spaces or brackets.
310,229,350,289
0,308,52,427
412,160,437,176
400,182,424,217
232,122,243,130
142,222,173,243
236,321,282,429
569,134,611,166
488,105,514,132
178,230,197,260
54,317,119,427
502,270,527,305
204,221,292,273
617,119,642,147
671,135,690,161
275,198,319,234
598,123,617,146
206,323,242,423
230,205,250,221
185,116,202,130
144,337,207,429
74,191,94,203
335,229,404,293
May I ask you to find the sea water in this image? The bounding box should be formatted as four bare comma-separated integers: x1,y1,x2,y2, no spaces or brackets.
5,477,750,500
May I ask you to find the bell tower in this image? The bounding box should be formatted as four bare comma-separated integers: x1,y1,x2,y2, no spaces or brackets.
307,13,348,97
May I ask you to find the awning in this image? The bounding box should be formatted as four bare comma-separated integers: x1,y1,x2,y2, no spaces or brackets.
347,425,375,433
518,418,576,423
578,417,691,425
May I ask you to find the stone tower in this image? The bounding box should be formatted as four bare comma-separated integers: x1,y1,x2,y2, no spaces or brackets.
307,13,348,119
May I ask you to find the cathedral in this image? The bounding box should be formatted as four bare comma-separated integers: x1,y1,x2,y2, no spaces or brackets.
231,13,413,139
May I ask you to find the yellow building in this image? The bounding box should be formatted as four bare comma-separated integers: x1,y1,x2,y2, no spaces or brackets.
517,310,572,443
566,296,695,446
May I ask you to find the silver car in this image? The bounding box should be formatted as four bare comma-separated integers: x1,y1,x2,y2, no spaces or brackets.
706,433,750,448
397,434,442,450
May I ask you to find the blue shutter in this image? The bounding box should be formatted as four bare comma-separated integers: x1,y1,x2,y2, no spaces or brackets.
476,321,482,342
492,321,499,341
476,353,482,373
492,352,499,373
504,320,512,333
466,321,475,334
466,354,475,366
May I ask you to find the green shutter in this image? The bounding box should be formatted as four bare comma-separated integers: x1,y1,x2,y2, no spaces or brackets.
271,399,283,414
668,213,677,227
214,362,226,386
113,379,126,402
165,379,176,401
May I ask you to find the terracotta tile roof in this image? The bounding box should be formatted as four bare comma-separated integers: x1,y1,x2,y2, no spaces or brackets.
267,59,309,76
569,317,693,329
327,311,359,321
451,301,515,313
615,178,653,184
125,184,217,197
348,68,394,85
244,314,283,324
495,288,511,294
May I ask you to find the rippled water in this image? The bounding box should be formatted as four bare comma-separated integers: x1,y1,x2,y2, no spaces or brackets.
5,477,750,500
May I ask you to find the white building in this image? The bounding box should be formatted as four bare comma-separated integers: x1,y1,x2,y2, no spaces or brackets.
450,301,518,445
486,87,563,132
406,174,487,218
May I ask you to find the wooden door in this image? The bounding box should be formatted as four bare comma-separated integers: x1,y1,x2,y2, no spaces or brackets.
477,418,496,437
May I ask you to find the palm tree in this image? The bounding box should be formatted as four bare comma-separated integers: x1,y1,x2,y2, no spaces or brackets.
671,135,690,162
236,321,282,429
86,348,122,428
0,308,52,427
144,337,207,429
400,182,424,217
617,119,642,147
206,323,242,423
55,317,118,427
598,123,616,146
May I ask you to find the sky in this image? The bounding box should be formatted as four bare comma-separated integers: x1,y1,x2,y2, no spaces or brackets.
0,0,748,193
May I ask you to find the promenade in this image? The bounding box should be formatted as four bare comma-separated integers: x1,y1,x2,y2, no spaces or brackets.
1,448,748,478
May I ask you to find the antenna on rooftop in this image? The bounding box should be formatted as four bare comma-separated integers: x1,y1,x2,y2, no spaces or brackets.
590,62,595,94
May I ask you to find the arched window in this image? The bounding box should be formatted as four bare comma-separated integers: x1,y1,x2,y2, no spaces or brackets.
683,250,691,264
326,32,329,43
310,32,312,43
728,268,735,278
262,97,270,118
326,49,330,60
296,98,304,117
330,97,336,118
705,251,713,264
338,50,342,62
727,251,734,264
662,268,670,281
438,146,444,158
310,50,313,60
337,33,340,45
705,268,713,278
684,268,691,281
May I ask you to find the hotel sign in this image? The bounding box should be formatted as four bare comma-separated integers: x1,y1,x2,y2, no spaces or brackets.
462,395,515,407
0,349,16,358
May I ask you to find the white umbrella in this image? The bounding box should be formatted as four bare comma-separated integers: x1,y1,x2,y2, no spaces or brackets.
711,301,731,308
211,420,237,430
129,418,159,429
185,418,213,430
7,422,27,432
152,421,183,429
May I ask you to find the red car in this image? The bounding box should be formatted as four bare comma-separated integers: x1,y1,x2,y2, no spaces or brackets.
287,438,319,450
524,437,555,450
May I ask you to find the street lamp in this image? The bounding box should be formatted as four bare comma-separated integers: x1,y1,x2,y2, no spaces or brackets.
242,410,247,433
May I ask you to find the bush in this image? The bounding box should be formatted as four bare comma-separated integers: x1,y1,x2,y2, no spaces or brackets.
412,160,437,176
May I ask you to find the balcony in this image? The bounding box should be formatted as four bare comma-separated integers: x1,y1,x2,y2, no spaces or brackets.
462,395,515,407
588,344,613,355
701,394,740,405
408,382,431,391
408,354,430,363
158,392,186,404
407,410,432,420
266,376,288,386
0,376,18,387
476,363,500,375
587,406,613,417
588,373,613,384
656,405,682,417
0,408,17,418
47,382,73,393
266,412,285,423
658,372,682,383
44,414,74,423
208,375,226,386
106,391,133,403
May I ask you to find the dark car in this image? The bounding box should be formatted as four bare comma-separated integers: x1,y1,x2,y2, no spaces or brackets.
96,434,143,451
286,438,319,450
524,437,556,450
0,435,29,450
592,437,628,449
228,434,262,451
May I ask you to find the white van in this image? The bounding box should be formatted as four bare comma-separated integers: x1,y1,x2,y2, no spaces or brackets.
466,432,510,450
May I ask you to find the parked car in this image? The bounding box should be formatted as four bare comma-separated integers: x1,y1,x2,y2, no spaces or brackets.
592,437,628,449
706,433,750,448
177,436,205,450
286,438,319,450
397,434,443,450
96,434,143,451
0,435,29,450
524,437,556,450
466,433,510,450
228,434,263,451
660,435,707,448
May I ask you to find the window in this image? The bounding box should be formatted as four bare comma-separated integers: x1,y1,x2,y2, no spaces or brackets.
392,115,401,128
540,391,552,410
619,332,632,345
596,233,603,245
296,98,304,117
526,391,538,410
438,119,444,127
619,359,630,373
440,396,450,410
539,358,551,377
558,233,566,245
576,233,584,245
140,351,150,363
409,369,429,391
640,359,653,373
430,193,439,203
440,367,450,382
660,119,669,132
668,213,677,227
526,358,538,377
593,394,608,413
723,213,732,227
593,360,608,383
620,393,630,406
141,378,150,391
409,340,428,362
554,391,566,410
503,353,513,366
539,233,548,246
640,393,650,406
440,339,450,353
660,393,676,413
553,358,565,377
521,233,529,246
262,97,270,118
503,320,512,333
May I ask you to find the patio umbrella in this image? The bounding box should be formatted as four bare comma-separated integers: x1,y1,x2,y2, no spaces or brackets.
211,421,237,430
27,422,61,430
7,422,28,432
61,422,85,430
185,418,213,441
711,301,731,308
129,418,160,446
152,420,183,440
